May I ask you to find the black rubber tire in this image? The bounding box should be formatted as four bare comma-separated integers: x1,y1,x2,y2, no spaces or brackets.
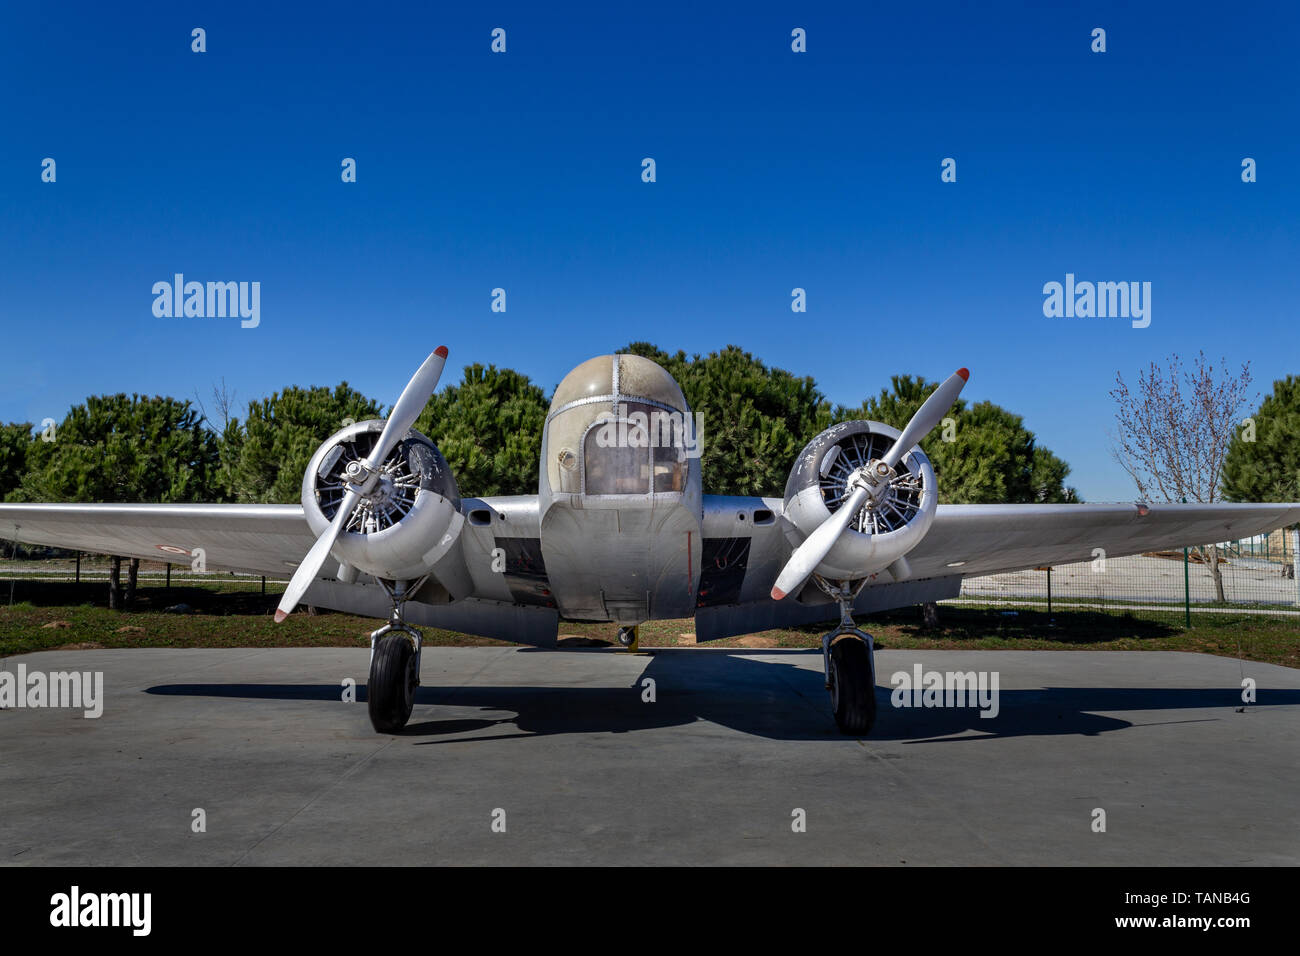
368,634,418,733
617,628,636,647
830,638,876,735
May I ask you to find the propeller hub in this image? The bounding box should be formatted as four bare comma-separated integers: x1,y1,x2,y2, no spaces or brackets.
847,460,895,509
344,459,385,498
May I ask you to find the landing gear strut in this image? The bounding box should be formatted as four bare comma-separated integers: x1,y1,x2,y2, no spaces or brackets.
815,577,877,736
367,577,426,734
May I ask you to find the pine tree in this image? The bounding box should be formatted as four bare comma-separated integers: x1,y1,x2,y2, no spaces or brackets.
219,384,381,503
13,395,218,503
415,364,549,497
1222,375,1300,505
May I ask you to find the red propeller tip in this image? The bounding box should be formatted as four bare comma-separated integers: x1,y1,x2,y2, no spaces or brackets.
274,610,288,623
435,346,449,358
956,367,969,381
770,586,786,601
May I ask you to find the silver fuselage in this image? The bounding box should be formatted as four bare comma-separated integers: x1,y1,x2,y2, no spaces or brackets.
536,354,703,623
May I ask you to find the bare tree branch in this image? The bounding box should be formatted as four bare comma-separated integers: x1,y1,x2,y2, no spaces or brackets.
1110,351,1256,602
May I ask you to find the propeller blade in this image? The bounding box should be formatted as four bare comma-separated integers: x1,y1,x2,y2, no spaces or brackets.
881,368,968,469
771,485,871,600
366,346,449,470
274,346,449,623
771,368,969,601
275,488,359,622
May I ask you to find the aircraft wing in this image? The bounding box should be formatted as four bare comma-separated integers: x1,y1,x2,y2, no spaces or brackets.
0,499,561,644
0,502,314,577
694,497,1300,640
901,501,1300,579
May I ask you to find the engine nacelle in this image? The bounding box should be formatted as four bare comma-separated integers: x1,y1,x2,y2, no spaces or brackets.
301,420,465,583
782,420,938,584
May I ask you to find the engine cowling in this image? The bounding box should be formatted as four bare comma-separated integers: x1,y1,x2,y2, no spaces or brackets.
782,420,938,584
301,420,464,582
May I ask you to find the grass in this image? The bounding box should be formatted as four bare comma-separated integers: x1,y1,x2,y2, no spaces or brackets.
0,578,1297,668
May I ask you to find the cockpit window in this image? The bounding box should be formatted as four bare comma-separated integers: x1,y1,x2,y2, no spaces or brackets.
584,423,651,495
653,442,685,492
580,403,690,496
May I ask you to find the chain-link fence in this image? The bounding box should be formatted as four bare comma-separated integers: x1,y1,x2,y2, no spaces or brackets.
947,527,1300,622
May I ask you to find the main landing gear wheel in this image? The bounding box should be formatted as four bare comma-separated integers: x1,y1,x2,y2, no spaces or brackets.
829,637,877,736
617,626,637,648
810,577,880,735
369,632,418,733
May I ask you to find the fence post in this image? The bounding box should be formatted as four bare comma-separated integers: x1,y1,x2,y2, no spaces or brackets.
75,551,81,583
1294,528,1300,608
1046,566,1052,622
1181,497,1191,628
6,537,17,608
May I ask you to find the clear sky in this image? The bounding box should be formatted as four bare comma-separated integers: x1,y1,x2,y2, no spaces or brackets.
2,2,1296,502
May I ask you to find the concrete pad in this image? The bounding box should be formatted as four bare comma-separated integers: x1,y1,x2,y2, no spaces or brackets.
1,647,1297,866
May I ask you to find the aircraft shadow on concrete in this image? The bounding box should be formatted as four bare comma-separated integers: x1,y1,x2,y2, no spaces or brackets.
145,649,1300,743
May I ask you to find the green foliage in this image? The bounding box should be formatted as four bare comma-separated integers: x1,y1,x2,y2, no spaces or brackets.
0,421,34,501
6,350,1079,507
11,396,218,503
839,374,1079,504
414,364,549,497
220,384,382,503
621,342,833,496
1222,375,1300,506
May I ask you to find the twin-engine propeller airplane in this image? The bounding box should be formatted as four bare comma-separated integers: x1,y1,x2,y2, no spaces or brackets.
3,349,1298,736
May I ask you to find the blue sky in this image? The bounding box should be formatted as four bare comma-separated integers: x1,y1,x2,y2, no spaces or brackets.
2,1,1296,501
